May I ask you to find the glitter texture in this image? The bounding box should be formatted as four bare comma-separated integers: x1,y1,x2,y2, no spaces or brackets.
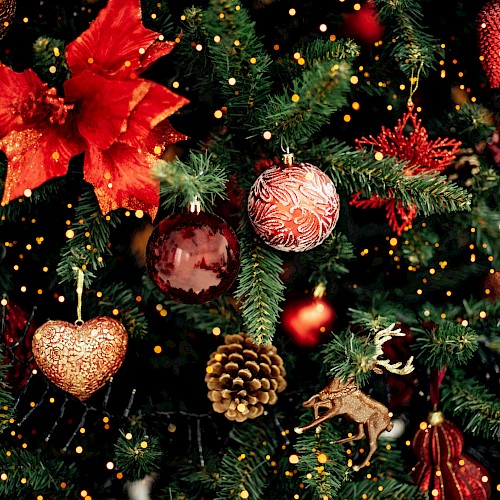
32,316,128,401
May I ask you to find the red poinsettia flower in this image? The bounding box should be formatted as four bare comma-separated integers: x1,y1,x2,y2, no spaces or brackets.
0,0,188,219
351,106,461,235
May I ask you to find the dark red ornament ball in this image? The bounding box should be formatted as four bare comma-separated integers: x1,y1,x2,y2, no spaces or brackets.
341,1,384,46
248,162,340,252
280,296,336,348
146,211,240,304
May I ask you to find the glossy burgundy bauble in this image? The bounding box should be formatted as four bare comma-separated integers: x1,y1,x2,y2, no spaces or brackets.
280,296,336,348
247,162,340,252
342,1,384,46
146,211,241,304
411,412,491,500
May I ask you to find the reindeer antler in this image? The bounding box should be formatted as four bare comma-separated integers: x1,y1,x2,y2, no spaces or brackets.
371,323,414,375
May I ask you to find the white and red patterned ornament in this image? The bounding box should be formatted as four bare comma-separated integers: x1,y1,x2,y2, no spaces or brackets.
32,316,128,401
247,154,340,252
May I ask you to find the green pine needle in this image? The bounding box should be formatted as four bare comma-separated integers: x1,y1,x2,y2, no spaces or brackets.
153,151,228,213
56,186,121,288
441,371,500,441
414,320,478,370
114,429,162,481
234,220,285,346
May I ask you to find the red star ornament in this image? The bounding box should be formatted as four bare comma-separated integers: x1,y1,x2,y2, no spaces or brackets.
351,106,461,235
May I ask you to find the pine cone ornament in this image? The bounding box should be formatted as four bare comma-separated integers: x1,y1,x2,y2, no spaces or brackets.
205,333,287,422
477,0,500,88
0,0,15,40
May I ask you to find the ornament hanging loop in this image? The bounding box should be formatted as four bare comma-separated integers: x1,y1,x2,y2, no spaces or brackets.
189,195,201,214
280,136,294,165
73,267,85,326
407,61,423,109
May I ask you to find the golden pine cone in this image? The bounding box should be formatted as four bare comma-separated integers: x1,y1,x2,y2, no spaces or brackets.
205,333,287,422
0,0,16,40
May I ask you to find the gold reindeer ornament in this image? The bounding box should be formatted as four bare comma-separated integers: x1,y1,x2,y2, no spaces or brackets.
295,324,414,470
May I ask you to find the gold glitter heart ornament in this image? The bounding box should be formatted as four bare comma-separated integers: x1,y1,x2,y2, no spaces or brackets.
32,316,128,401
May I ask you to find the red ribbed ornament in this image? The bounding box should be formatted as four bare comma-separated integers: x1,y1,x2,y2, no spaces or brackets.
411,412,491,499
477,0,500,88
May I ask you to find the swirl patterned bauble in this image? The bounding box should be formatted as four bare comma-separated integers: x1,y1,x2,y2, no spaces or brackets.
32,316,128,401
247,162,340,252
146,211,241,304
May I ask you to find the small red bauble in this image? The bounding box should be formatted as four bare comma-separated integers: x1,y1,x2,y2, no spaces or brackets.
247,159,340,252
146,211,241,304
342,1,384,46
32,316,128,401
280,296,336,348
411,412,491,500
477,0,500,88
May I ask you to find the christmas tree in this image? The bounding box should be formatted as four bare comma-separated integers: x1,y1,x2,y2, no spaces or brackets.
0,0,499,498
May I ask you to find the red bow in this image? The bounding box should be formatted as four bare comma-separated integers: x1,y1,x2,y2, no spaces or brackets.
0,0,188,220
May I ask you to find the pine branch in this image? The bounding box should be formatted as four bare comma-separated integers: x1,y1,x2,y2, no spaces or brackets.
322,321,413,386
166,297,244,336
96,283,148,339
339,476,425,500
173,7,218,102
414,320,478,370
215,419,278,500
282,39,360,82
297,39,361,65
253,59,353,149
199,0,271,124
373,0,444,78
470,201,500,261
0,447,77,498
114,429,162,481
448,103,495,146
294,416,349,499
234,220,285,346
441,371,500,441
153,151,228,213
0,365,14,433
140,0,176,39
339,440,425,499
321,328,379,387
56,186,121,288
315,139,472,216
298,232,355,287
0,176,66,221
348,296,421,328
32,37,70,89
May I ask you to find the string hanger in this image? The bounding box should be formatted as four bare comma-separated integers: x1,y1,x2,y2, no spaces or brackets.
73,267,85,326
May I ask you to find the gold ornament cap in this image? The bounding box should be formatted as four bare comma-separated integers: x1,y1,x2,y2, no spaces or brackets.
282,152,294,165
428,411,445,426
